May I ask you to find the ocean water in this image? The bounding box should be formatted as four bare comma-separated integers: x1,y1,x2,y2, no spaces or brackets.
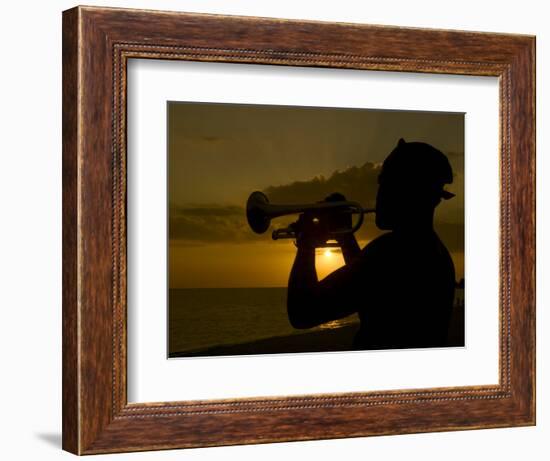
168,287,465,355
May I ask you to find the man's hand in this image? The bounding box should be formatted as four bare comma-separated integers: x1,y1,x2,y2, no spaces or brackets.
323,192,353,239
324,193,361,263
293,212,328,249
293,192,356,250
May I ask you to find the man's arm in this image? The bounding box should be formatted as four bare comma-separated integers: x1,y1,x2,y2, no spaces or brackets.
287,241,362,329
338,234,361,265
287,244,318,328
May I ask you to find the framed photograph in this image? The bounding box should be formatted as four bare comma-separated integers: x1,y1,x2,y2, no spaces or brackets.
166,102,465,359
62,6,535,455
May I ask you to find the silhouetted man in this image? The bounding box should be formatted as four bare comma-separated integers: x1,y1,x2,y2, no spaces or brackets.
287,139,456,349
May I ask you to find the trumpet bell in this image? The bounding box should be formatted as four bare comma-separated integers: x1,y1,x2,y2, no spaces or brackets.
246,191,272,234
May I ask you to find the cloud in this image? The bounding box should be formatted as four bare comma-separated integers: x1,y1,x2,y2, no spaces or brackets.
169,163,381,245
173,205,242,217
169,160,464,252
264,162,380,208
169,204,258,243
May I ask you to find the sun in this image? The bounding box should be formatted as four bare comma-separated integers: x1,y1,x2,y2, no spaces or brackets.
323,249,332,258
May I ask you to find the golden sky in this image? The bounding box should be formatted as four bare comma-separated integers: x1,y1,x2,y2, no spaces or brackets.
168,102,464,288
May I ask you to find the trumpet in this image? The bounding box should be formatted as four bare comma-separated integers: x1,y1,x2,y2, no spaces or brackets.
246,191,375,246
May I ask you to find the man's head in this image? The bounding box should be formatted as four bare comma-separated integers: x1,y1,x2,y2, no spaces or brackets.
375,139,454,231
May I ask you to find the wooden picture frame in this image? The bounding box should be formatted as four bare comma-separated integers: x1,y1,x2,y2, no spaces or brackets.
62,5,535,455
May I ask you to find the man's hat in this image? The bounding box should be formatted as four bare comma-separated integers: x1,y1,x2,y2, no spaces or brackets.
381,138,455,200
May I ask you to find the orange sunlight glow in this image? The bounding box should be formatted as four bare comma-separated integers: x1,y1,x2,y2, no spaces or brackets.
316,247,345,280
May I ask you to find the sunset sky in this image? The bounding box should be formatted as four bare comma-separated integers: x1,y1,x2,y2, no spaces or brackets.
168,102,464,288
